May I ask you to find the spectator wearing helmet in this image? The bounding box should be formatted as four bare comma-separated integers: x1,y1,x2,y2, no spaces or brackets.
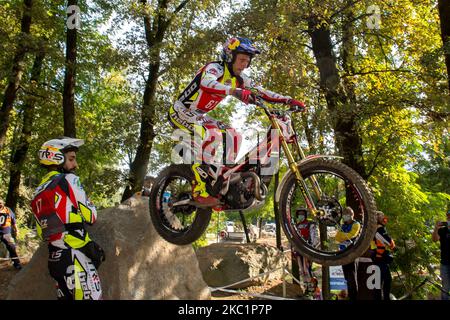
0,198,22,270
31,137,105,300
432,208,450,300
370,211,395,300
168,36,306,206
335,207,361,301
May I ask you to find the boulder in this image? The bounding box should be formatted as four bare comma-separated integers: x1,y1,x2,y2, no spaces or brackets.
196,243,288,289
7,196,210,300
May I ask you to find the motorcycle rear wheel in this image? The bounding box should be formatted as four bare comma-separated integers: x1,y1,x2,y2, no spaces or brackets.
149,164,212,245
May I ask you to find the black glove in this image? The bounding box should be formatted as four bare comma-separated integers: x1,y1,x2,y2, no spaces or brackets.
80,241,106,269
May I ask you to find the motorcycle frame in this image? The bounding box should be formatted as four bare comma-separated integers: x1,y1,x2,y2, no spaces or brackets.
214,99,334,217
175,98,342,217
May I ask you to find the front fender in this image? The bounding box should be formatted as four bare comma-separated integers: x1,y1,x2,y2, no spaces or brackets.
274,155,343,203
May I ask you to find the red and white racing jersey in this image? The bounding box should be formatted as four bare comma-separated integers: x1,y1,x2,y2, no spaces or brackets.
177,61,292,113
31,171,97,249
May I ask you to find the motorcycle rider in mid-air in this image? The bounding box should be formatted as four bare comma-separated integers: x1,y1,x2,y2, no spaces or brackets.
168,37,306,206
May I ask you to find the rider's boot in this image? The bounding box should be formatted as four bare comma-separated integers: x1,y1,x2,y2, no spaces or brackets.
191,163,221,206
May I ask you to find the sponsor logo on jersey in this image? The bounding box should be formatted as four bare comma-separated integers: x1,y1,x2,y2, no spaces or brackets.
207,68,219,76
179,82,198,101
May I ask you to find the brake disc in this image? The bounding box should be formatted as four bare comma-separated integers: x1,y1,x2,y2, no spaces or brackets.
316,197,343,226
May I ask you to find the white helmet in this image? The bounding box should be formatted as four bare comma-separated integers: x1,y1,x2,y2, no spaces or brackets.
38,137,84,166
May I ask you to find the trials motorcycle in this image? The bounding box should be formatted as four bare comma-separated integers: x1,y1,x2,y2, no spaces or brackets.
149,96,377,266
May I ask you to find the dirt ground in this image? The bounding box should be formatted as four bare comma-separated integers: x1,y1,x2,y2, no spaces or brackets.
211,279,311,300
0,258,307,301
210,237,320,300
0,236,312,300
0,258,29,300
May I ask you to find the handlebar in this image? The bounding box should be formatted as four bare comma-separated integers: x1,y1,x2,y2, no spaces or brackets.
251,94,305,116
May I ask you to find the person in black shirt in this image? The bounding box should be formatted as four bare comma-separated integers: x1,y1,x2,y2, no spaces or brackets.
432,209,450,300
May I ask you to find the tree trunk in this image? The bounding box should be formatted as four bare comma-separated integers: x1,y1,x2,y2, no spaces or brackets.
307,14,366,178
121,0,167,202
239,210,251,243
62,0,78,138
121,65,158,201
6,49,46,211
0,0,33,149
321,265,330,299
438,0,450,93
318,223,331,299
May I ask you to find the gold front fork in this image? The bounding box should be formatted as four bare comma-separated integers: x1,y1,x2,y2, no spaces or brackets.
292,137,323,200
271,117,320,216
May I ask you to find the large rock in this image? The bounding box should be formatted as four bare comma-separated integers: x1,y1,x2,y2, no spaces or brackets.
7,196,210,300
196,243,288,289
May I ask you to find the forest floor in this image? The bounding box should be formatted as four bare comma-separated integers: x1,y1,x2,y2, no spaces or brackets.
0,236,320,300
209,236,323,300
0,256,309,300
210,279,307,300
0,258,30,300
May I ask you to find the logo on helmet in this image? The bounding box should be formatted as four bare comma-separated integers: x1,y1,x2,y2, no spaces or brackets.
222,37,260,66
228,38,240,50
39,147,64,162
38,137,84,168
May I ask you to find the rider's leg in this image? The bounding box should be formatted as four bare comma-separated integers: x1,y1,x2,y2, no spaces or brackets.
191,124,223,205
169,104,223,205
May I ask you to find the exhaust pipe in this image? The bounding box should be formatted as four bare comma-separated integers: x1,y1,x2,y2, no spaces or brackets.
221,172,268,201
240,172,267,201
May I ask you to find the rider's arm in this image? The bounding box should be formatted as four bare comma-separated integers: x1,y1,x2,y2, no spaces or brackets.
9,208,16,226
243,76,291,103
200,63,232,95
335,230,344,243
65,174,97,225
9,209,18,235
255,86,292,103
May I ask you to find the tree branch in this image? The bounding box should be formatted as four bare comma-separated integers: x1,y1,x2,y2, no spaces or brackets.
18,85,47,99
329,0,363,21
173,0,190,16
140,0,154,45
342,69,412,77
158,66,169,77
365,132,396,179
39,82,61,93
165,0,191,32
345,12,373,25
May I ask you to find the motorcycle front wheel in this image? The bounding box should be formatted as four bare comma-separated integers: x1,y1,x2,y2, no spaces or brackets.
278,159,377,266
